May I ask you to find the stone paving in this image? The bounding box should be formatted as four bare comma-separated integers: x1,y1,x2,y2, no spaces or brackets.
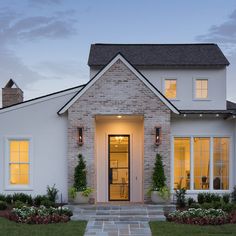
66,204,176,236
84,220,151,236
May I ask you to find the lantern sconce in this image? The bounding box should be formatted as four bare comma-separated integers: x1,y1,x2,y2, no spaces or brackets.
77,127,84,146
155,126,161,146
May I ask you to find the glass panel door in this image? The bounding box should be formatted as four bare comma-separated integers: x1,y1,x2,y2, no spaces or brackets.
108,135,130,201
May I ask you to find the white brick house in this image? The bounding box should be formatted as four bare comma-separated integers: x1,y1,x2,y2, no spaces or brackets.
0,43,234,203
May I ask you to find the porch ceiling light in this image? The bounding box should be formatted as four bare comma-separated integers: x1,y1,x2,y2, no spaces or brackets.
117,115,122,119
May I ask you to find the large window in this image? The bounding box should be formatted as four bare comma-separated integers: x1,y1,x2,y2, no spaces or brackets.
174,137,230,191
9,140,29,185
213,138,229,190
174,138,190,189
195,79,208,99
165,79,176,99
194,138,210,190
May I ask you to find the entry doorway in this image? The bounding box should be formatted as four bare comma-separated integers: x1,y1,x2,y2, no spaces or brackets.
108,135,130,201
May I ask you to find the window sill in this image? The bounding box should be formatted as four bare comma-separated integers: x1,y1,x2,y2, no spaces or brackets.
171,189,231,194
168,99,180,101
5,186,33,191
193,99,211,101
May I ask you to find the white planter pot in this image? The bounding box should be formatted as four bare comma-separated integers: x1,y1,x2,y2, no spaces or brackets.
73,192,89,204
151,191,167,204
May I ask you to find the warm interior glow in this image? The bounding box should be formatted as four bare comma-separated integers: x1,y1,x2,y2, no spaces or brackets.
165,79,176,99
117,115,122,119
174,138,190,189
9,140,29,185
196,79,208,99
194,138,210,190
109,136,129,200
213,138,229,190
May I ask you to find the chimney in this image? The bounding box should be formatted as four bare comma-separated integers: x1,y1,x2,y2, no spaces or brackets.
2,79,23,108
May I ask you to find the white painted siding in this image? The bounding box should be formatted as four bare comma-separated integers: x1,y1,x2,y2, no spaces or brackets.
90,67,227,110
0,89,79,202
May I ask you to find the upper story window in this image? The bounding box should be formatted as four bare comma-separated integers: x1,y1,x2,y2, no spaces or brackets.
195,79,208,99
9,140,30,185
165,79,176,99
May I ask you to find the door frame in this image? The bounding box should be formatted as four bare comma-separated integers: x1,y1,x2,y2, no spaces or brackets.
108,134,130,201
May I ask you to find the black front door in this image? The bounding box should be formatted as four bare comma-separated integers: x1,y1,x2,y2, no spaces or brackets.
108,135,130,201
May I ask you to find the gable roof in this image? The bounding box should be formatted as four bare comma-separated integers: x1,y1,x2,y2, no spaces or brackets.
0,84,85,114
58,53,180,115
88,43,229,67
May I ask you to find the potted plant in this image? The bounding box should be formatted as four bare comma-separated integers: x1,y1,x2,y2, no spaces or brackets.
150,153,170,203
69,154,93,204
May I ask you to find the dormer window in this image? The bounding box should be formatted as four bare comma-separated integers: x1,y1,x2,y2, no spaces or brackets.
195,79,208,99
165,79,176,99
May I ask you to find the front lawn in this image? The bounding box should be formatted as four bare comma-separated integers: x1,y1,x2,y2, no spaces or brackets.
150,221,236,236
0,217,87,236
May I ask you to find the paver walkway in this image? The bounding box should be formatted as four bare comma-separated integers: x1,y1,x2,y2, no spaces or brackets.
66,204,176,236
85,220,151,236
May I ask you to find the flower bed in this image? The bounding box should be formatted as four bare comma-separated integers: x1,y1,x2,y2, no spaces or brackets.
167,208,229,225
9,206,72,224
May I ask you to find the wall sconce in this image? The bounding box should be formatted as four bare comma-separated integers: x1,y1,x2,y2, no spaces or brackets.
155,127,161,145
77,127,84,146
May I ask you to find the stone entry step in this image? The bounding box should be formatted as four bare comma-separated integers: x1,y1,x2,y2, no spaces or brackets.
67,204,176,222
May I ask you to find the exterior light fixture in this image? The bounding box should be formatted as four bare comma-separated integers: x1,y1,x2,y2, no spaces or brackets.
117,115,122,119
155,127,161,146
77,127,84,146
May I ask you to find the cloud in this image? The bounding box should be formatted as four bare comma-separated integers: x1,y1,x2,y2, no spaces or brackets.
196,9,236,44
28,0,62,6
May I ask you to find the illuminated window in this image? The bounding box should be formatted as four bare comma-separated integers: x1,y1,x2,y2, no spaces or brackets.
165,79,176,99
196,79,208,99
213,138,229,190
174,138,190,189
9,140,29,185
174,137,230,191
194,138,210,190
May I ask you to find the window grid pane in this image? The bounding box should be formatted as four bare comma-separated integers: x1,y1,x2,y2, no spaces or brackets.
213,138,229,190
174,138,190,189
196,79,208,99
165,80,176,99
9,140,29,185
194,138,210,190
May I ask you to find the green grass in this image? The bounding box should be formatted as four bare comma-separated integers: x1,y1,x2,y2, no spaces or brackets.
0,217,87,236
150,221,236,236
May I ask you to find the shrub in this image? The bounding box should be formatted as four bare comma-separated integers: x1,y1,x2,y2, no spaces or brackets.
167,208,229,225
12,193,33,205
14,200,25,209
175,188,186,208
0,194,6,202
212,201,222,209
189,202,201,209
11,205,71,224
5,194,12,204
187,197,196,207
197,193,221,204
223,194,230,204
46,184,58,203
34,195,49,207
74,154,87,191
221,203,235,213
231,186,236,203
152,154,166,190
0,201,7,210
40,199,55,208
201,202,213,209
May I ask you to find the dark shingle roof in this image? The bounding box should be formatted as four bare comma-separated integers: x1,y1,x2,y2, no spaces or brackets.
227,100,236,110
88,43,229,67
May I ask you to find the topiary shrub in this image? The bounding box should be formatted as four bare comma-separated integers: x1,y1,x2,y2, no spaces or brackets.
74,154,87,191
0,201,7,210
152,153,166,191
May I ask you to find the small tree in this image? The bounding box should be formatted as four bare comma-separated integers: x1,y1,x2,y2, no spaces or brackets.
152,153,166,190
74,154,87,191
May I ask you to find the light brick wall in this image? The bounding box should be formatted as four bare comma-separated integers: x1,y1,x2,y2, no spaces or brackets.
68,59,171,202
2,88,23,107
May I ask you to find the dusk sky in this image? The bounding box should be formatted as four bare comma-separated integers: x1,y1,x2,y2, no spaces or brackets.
0,0,236,105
